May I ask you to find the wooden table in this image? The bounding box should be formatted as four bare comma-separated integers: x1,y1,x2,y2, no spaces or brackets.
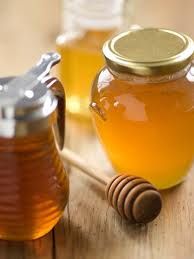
0,1,194,258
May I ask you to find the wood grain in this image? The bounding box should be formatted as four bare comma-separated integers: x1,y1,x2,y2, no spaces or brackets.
58,119,194,259
0,0,194,258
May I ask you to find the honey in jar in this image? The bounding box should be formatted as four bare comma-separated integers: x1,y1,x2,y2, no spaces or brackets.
56,0,125,119
90,28,194,189
0,128,68,240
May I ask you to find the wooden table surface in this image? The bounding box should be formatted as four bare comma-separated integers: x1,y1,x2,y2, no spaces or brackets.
0,1,194,258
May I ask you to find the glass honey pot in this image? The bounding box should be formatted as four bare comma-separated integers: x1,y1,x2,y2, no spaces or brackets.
90,28,194,189
0,53,69,240
56,0,125,119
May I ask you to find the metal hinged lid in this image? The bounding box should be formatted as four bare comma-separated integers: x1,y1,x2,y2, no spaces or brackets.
0,53,65,145
0,79,56,121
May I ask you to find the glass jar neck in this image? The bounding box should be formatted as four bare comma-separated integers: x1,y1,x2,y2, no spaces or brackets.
63,0,125,31
108,64,191,84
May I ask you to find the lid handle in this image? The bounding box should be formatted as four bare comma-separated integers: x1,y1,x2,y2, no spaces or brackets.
44,76,65,150
31,52,61,81
1,52,61,105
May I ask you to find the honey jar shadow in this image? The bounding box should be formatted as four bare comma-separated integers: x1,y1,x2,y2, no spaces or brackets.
0,231,55,258
53,207,152,257
52,216,98,257
160,180,185,197
0,219,93,258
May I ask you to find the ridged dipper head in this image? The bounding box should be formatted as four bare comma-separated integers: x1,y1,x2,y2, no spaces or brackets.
105,175,162,224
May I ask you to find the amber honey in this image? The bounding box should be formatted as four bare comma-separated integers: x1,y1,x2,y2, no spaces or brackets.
90,28,194,189
91,67,194,189
0,128,69,240
56,29,117,119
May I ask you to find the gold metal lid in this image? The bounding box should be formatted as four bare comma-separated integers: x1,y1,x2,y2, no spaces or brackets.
103,28,194,76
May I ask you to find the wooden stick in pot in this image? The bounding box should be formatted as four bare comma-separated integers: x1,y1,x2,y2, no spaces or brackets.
60,148,162,224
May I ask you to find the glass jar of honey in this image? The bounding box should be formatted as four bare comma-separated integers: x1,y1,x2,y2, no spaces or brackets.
56,0,125,119
90,28,194,189
0,53,69,240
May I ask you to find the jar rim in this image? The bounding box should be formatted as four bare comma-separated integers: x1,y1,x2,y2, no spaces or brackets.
103,28,194,76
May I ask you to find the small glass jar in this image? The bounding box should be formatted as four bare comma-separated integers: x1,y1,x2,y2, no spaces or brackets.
90,28,194,189
56,0,125,119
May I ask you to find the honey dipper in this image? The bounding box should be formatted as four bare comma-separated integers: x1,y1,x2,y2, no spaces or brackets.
61,148,162,224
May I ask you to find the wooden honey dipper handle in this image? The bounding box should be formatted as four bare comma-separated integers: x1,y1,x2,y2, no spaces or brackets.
60,147,162,224
61,147,110,185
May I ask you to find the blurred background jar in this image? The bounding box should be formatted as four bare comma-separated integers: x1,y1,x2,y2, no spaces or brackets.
56,0,126,120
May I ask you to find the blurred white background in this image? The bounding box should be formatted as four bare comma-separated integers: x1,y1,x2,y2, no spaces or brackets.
0,0,193,75
0,0,60,75
128,0,194,36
